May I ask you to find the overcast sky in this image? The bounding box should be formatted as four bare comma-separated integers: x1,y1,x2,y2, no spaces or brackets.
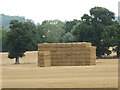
0,0,119,23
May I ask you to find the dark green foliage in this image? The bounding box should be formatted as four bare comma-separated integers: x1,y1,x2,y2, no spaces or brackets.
72,7,119,57
6,20,37,64
63,19,80,33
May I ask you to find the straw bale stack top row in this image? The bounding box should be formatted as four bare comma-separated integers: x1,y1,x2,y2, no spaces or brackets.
38,42,93,50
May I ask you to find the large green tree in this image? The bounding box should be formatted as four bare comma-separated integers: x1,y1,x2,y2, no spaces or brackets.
6,20,37,64
72,7,118,57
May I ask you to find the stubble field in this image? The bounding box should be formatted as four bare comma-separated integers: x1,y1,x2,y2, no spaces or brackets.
1,51,118,88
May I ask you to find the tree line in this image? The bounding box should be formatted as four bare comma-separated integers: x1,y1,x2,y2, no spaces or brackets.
1,7,120,64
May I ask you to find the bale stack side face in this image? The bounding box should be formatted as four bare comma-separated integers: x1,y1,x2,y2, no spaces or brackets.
38,51,51,67
38,42,96,67
90,46,96,65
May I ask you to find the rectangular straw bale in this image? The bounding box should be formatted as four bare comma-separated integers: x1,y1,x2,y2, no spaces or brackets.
38,51,51,67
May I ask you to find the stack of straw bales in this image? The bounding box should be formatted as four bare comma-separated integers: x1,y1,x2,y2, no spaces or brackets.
38,42,96,67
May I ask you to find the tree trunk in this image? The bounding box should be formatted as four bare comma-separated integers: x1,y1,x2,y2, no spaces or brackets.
15,57,20,64
117,43,120,58
117,48,120,58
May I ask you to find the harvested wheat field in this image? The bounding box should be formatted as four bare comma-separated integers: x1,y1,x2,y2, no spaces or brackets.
1,51,118,88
